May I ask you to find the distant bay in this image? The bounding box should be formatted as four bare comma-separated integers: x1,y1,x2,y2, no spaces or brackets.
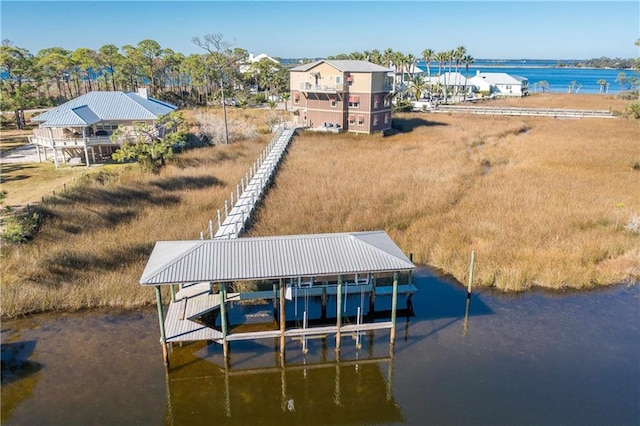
417,59,636,94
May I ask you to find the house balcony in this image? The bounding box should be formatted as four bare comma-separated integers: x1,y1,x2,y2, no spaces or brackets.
29,134,117,148
299,82,347,93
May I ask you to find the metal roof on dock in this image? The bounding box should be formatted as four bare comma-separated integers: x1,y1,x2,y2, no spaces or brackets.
140,231,414,285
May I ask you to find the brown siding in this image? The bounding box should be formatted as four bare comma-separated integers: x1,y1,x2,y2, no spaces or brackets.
290,62,393,134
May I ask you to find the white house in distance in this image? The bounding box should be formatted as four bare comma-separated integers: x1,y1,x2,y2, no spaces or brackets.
29,89,177,168
469,71,529,97
239,53,280,73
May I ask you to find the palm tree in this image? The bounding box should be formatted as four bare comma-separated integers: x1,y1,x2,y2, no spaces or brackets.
383,48,394,68
422,48,434,100
446,50,455,101
462,54,474,98
453,46,466,97
406,53,418,81
409,75,427,100
369,49,382,65
391,51,407,99
434,51,448,101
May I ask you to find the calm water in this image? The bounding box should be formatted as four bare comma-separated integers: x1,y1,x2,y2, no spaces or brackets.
417,60,636,94
2,269,639,425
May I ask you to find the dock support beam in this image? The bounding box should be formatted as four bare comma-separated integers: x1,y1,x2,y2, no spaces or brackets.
220,283,229,360
321,286,327,320
390,272,399,345
370,276,376,315
336,275,342,352
155,285,168,366
279,279,286,358
169,284,176,302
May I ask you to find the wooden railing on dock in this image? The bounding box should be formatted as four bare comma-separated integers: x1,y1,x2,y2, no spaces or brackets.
199,124,296,240
433,104,616,118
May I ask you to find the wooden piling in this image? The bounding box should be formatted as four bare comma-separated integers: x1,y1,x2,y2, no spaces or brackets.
463,296,471,337
390,272,398,344
336,275,342,351
220,283,229,359
279,279,286,356
409,253,414,285
155,286,169,366
467,250,476,297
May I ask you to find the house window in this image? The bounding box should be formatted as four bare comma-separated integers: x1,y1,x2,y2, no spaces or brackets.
384,96,391,107
329,96,337,108
348,95,360,108
373,115,379,126
374,95,380,109
95,123,118,134
357,115,364,126
348,115,355,125
335,76,341,84
384,113,390,124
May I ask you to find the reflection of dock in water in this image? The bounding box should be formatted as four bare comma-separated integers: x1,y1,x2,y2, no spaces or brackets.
164,331,403,425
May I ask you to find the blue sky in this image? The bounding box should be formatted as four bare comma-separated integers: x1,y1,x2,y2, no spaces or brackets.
1,1,638,59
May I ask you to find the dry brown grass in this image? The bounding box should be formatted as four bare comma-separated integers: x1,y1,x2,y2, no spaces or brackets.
484,93,632,111
1,98,638,317
0,135,269,317
249,110,640,292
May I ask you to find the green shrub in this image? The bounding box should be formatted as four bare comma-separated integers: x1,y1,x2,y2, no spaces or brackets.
625,103,640,119
1,212,39,243
393,100,413,112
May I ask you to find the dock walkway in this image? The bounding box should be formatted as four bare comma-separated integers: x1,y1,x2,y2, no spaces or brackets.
213,125,296,239
433,104,616,118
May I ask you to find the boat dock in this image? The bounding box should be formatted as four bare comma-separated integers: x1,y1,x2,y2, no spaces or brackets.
140,231,416,366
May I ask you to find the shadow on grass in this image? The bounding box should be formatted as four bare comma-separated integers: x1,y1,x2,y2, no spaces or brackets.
48,186,181,209
390,117,448,133
44,243,152,279
152,175,223,191
38,186,181,236
0,163,40,183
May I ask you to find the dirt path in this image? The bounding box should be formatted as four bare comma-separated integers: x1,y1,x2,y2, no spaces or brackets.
1,144,41,163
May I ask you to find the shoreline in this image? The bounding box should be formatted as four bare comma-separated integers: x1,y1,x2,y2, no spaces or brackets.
2,266,637,320
1,95,637,319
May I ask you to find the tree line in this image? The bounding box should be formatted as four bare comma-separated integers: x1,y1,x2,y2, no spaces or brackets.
0,37,290,128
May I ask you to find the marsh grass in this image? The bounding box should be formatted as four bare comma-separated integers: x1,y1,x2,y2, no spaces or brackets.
249,112,639,291
1,98,638,317
1,134,269,317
